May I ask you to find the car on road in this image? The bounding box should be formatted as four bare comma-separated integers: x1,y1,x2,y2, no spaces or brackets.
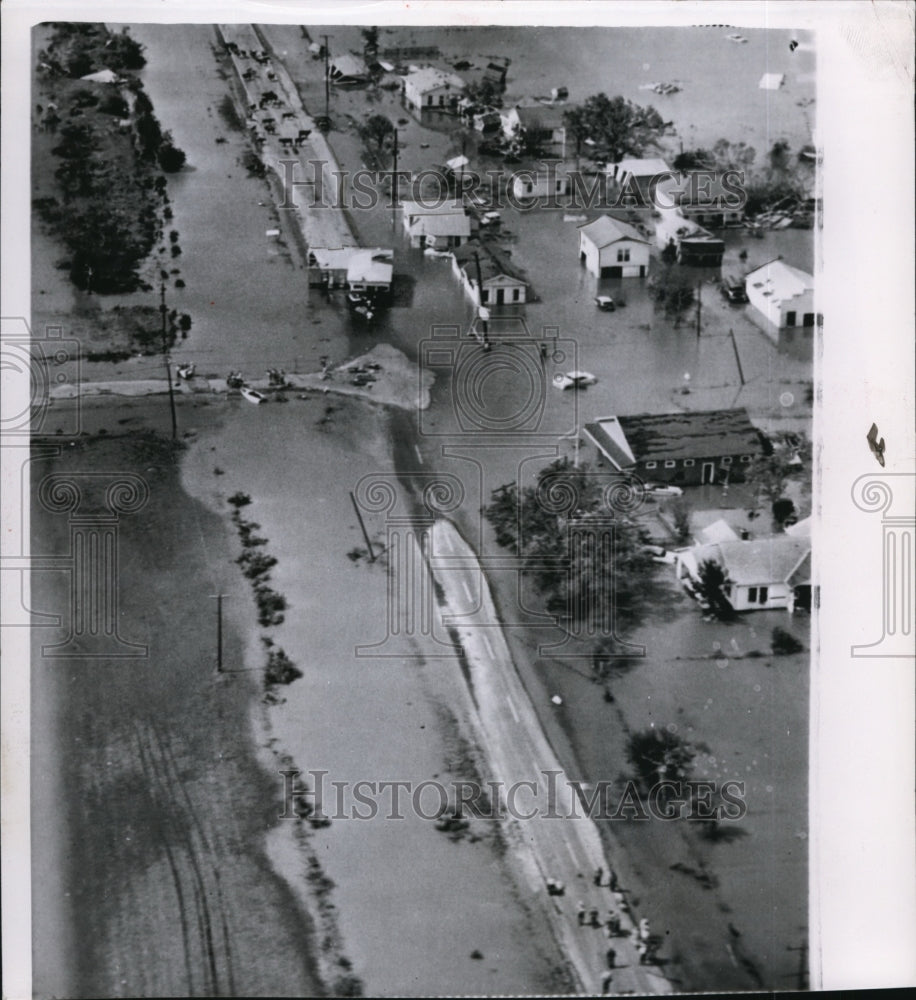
643,482,684,498
479,210,502,226
594,295,616,311
721,276,749,303
240,387,266,404
554,370,597,390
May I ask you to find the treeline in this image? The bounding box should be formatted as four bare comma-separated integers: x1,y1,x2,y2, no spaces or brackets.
34,24,186,293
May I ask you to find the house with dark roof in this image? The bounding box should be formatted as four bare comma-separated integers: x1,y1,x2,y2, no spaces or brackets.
675,534,811,612
501,104,571,156
583,408,764,485
577,216,651,278
328,54,369,85
450,242,528,306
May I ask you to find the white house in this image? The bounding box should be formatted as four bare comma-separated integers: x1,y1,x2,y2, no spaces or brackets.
577,216,651,278
744,260,819,341
401,199,471,249
608,157,673,206
450,243,528,306
346,248,394,294
510,165,572,201
402,67,465,113
675,534,811,612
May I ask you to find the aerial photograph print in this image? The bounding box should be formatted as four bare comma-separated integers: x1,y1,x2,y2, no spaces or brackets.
4,1,913,998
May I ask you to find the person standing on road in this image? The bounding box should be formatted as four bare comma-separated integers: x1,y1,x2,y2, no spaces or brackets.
589,907,601,927
605,946,617,969
576,900,586,926
600,970,613,994
594,866,604,886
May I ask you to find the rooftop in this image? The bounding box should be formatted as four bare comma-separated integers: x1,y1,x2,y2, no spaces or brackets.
410,214,472,237
401,198,467,218
694,536,810,586
346,248,394,285
612,156,672,179
511,104,570,131
617,408,763,462
578,215,650,248
745,260,814,304
403,66,466,94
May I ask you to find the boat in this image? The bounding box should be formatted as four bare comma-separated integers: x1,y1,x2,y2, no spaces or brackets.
240,387,266,404
727,33,748,43
554,370,597,390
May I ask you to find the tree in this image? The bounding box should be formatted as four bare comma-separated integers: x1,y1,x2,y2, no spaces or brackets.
627,727,700,793
357,113,395,169
361,26,380,58
768,139,792,174
696,559,733,618
669,497,692,545
158,135,187,172
483,458,664,632
564,94,666,164
464,77,504,110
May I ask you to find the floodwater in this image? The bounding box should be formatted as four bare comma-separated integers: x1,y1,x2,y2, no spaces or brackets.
180,399,566,996
33,20,817,994
122,25,565,996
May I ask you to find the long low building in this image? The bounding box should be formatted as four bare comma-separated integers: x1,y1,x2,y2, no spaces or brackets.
450,242,528,306
308,245,393,292
584,408,764,485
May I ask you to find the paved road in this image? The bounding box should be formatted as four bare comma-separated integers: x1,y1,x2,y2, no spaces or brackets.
429,519,674,995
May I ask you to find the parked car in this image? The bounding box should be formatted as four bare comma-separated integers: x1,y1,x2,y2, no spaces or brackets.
643,482,684,498
480,210,502,226
554,370,597,390
595,295,616,312
240,387,266,404
721,276,748,303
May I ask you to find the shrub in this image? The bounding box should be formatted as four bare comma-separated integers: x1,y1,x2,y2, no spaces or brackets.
771,626,803,655
264,645,302,688
158,140,186,173
227,491,252,509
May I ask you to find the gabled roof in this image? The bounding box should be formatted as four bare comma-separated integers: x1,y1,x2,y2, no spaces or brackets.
511,104,569,131
613,156,672,179
695,536,810,587
744,260,814,304
457,248,527,285
403,66,465,94
583,416,637,471
578,215,650,248
329,54,369,79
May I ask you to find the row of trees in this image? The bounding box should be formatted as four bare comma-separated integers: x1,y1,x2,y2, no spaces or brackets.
38,23,146,78
36,27,185,293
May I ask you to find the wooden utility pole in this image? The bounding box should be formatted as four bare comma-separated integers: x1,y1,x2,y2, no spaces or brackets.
695,281,702,337
160,280,178,441
209,593,226,672
473,251,490,347
391,128,399,223
728,327,745,386
321,34,331,124
349,491,376,562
